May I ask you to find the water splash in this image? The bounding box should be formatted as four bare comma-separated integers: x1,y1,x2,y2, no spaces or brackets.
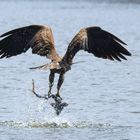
0,118,112,129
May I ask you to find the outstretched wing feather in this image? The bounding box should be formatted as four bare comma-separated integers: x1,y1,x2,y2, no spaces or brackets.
62,26,131,64
0,25,59,60
0,25,43,58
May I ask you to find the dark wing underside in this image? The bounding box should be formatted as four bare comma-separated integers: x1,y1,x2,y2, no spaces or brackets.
62,26,131,64
0,25,60,61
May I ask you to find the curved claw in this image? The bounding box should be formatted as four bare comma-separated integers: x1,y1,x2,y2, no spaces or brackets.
55,93,63,100
51,94,63,102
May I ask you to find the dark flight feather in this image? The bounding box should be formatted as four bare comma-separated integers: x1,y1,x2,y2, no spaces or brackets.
0,25,131,67
0,25,61,62
62,26,131,64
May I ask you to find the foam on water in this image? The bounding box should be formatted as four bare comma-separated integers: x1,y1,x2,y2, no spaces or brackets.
0,119,113,129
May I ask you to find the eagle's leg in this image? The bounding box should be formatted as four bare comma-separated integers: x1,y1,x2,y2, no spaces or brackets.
56,73,65,99
48,71,55,97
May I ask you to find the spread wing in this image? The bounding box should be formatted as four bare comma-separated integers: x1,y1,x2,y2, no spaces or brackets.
62,26,131,64
0,25,61,62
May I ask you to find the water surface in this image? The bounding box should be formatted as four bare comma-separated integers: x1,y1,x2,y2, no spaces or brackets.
0,0,140,140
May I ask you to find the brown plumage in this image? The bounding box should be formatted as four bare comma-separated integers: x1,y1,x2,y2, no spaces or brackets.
0,25,61,62
0,25,131,99
62,27,131,65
